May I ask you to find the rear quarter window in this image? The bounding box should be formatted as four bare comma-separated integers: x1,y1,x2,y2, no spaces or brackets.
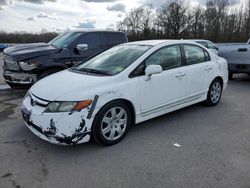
104,33,124,46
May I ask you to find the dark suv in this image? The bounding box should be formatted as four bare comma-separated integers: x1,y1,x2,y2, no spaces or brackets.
2,30,128,88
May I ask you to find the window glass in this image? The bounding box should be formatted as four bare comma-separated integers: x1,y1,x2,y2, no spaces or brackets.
196,41,208,48
204,50,210,61
184,45,206,65
145,45,182,70
49,32,82,48
105,33,123,45
76,33,101,49
74,44,151,75
207,42,217,50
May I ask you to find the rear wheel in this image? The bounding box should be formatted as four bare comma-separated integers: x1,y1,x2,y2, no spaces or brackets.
206,79,222,106
92,101,131,146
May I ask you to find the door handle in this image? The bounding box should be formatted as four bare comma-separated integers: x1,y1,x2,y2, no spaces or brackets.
205,66,213,70
175,72,186,78
238,48,247,52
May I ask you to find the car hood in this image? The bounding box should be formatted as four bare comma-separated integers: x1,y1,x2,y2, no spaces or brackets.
3,43,60,61
30,70,113,101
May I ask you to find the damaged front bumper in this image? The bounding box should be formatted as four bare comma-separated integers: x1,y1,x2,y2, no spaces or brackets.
3,69,37,85
22,93,93,145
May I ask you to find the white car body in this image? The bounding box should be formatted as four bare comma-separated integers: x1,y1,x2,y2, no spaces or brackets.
22,40,228,145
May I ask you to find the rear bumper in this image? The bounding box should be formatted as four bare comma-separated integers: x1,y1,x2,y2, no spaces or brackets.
3,66,37,85
228,64,250,73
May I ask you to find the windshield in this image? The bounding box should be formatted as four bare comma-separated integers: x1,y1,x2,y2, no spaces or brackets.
73,44,152,76
49,32,82,48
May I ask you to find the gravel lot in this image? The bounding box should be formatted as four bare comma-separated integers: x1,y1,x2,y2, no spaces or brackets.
0,52,250,188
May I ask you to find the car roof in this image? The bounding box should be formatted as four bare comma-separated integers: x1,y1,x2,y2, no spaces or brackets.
126,40,198,46
71,29,125,34
187,39,211,42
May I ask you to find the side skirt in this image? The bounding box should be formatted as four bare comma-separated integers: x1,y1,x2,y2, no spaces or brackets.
136,92,207,124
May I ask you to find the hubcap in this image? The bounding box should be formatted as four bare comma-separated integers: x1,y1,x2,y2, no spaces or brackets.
101,107,127,141
210,82,221,104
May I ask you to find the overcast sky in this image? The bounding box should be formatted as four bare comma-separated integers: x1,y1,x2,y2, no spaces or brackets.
0,0,242,33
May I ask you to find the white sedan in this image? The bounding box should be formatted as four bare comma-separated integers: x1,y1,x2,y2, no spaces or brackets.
21,40,228,145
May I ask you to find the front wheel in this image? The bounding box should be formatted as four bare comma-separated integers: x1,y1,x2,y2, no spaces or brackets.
206,79,223,106
92,101,132,146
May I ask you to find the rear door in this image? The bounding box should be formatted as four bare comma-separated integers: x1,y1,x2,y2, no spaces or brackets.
183,44,215,97
233,45,250,64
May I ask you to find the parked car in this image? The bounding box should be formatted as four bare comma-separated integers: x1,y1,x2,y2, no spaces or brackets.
2,30,128,88
0,43,9,52
219,38,250,79
22,40,228,146
189,39,219,55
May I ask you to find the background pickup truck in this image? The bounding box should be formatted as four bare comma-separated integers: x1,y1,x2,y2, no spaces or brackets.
219,38,250,79
2,30,128,88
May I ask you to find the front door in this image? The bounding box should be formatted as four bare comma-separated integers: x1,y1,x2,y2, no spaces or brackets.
71,33,103,64
139,45,187,116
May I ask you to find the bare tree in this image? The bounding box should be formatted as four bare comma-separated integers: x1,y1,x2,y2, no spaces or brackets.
158,0,192,38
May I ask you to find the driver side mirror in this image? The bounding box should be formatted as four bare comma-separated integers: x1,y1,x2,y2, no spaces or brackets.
77,44,88,51
145,65,162,81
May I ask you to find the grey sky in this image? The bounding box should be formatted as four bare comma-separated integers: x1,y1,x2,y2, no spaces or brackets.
0,0,243,33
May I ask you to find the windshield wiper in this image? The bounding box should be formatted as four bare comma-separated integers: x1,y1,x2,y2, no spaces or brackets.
73,67,111,76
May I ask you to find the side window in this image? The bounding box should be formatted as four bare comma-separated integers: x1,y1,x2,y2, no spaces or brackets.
184,45,208,65
105,33,124,46
145,45,182,70
76,33,101,49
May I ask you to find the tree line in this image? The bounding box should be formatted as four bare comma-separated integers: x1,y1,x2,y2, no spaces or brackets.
117,0,250,43
0,32,58,44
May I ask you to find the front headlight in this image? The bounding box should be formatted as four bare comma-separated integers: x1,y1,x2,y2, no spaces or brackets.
19,61,37,71
44,100,92,113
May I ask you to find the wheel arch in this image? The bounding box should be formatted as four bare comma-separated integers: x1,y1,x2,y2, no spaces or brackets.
95,98,136,126
213,76,224,88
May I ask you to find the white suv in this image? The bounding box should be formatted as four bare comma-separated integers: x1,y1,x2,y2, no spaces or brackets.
22,40,228,146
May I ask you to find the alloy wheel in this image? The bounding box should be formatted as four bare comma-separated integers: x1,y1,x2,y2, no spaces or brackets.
101,107,127,141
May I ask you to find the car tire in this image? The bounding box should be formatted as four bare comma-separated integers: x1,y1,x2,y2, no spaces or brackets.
228,72,233,80
206,78,223,106
92,101,132,146
38,68,62,80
